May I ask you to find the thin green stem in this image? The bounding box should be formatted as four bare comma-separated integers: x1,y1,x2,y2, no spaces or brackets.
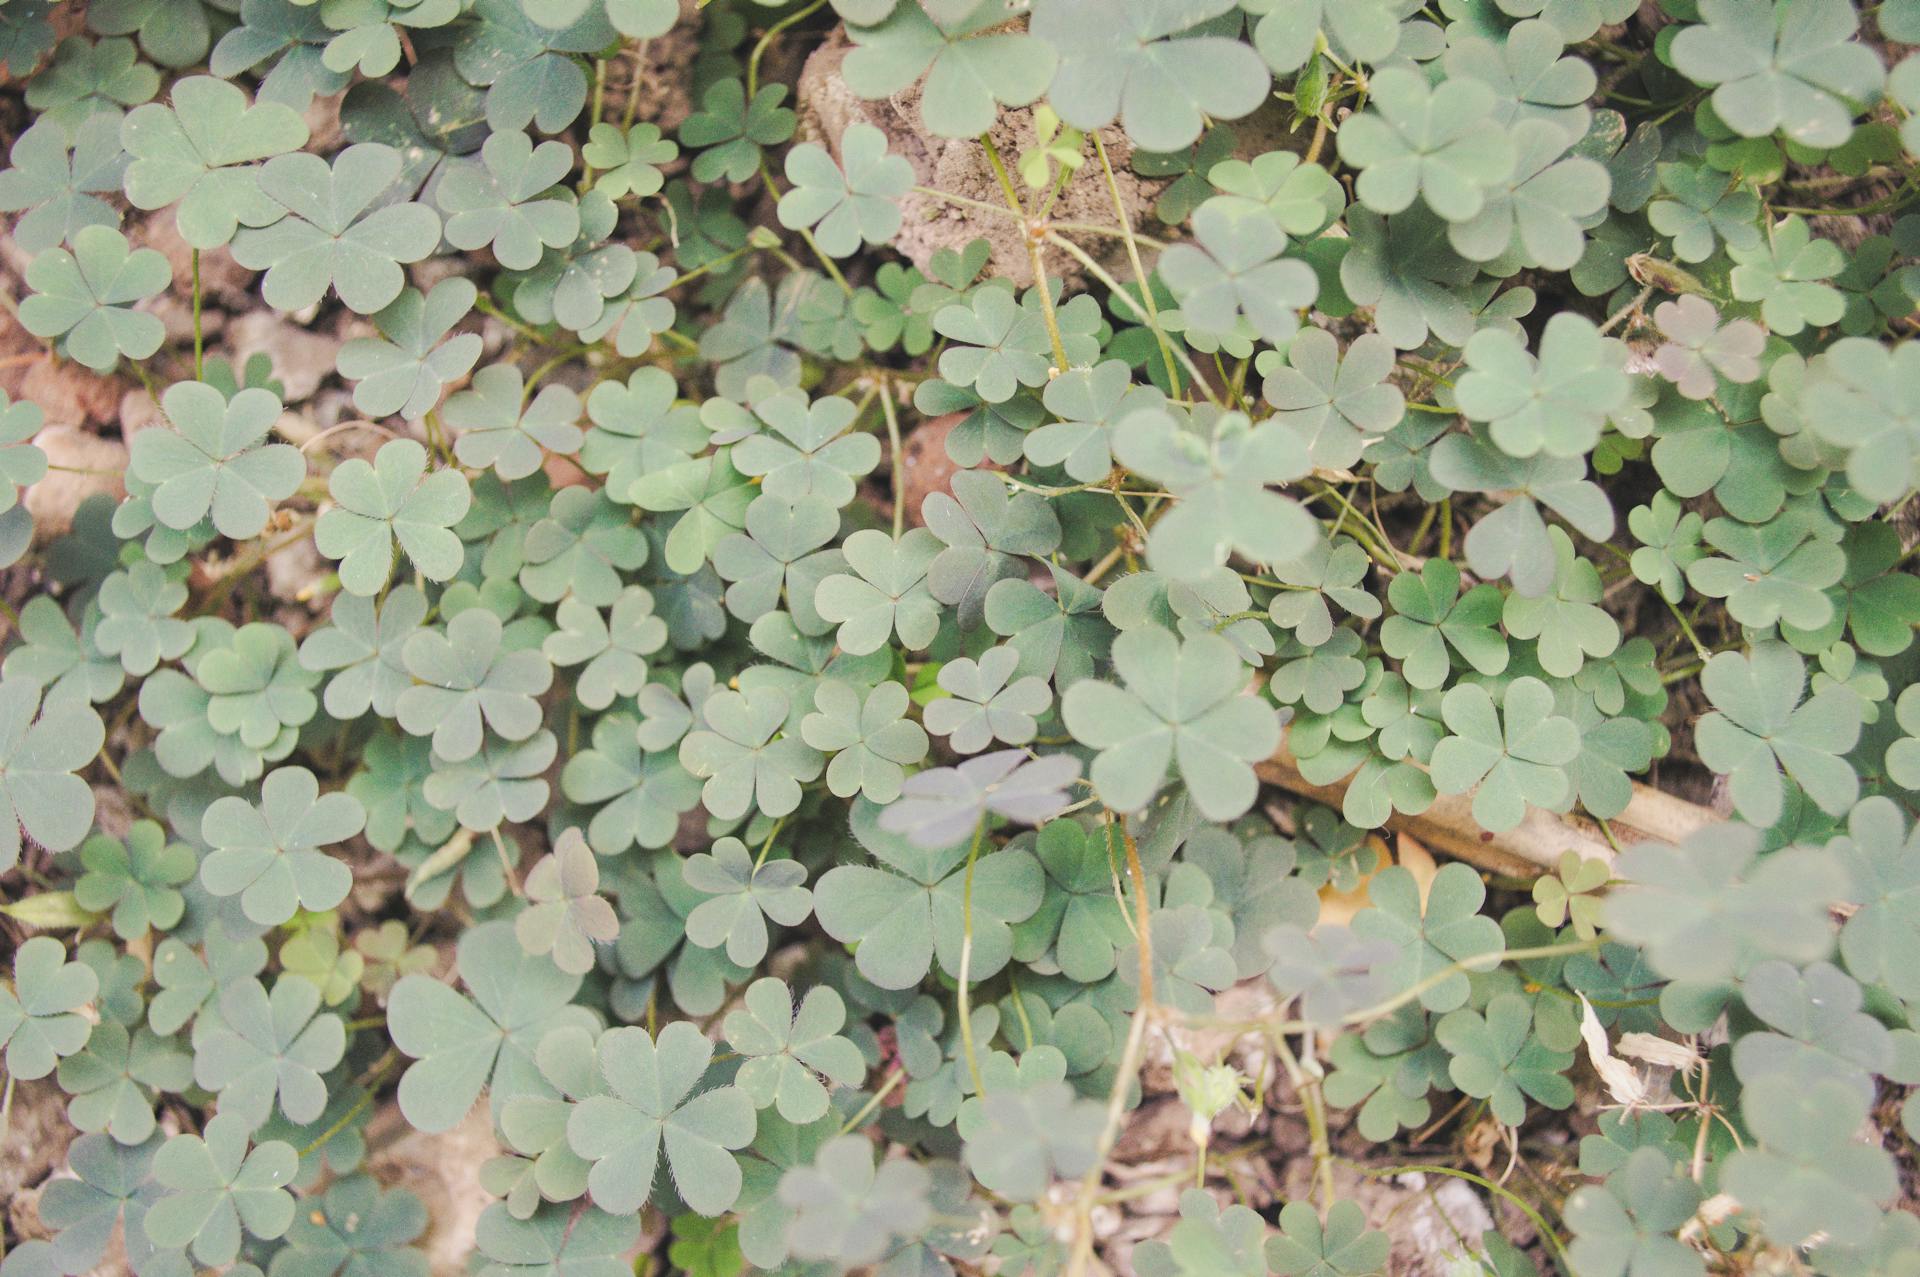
956,814,988,1098
191,249,204,380
748,0,828,98
837,1066,906,1134
879,376,906,539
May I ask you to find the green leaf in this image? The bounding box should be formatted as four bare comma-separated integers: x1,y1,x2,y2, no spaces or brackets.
389,920,593,1133
232,141,441,313
924,645,1052,754
778,123,913,257
1113,406,1316,580
200,765,365,926
682,836,812,966
1159,200,1318,343
682,80,795,183
299,584,429,720
1670,0,1883,149
73,820,195,941
1063,627,1279,820
397,606,553,762
1379,558,1509,690
516,829,618,976
1727,215,1845,335
438,129,581,271
1564,1146,1706,1277
1722,1075,1895,1249
567,1020,756,1215
0,114,127,255
1030,0,1269,152
1694,641,1862,825
844,0,1056,138
146,1114,298,1267
0,679,104,872
1352,863,1504,1012
1436,992,1574,1124
815,799,1043,988
336,278,483,423
316,439,473,595
1336,66,1516,222
193,975,347,1130
1603,822,1846,982
0,936,99,1081
269,1175,428,1277
957,1048,1105,1201
582,121,677,199
1265,1199,1390,1277
18,223,168,371
445,365,585,482
724,977,866,1123
121,74,308,248
1455,312,1633,459
778,1134,932,1268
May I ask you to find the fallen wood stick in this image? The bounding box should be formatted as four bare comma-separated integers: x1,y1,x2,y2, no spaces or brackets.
1256,742,1721,876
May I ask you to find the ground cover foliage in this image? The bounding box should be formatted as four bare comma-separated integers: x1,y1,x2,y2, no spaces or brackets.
0,0,1917,1273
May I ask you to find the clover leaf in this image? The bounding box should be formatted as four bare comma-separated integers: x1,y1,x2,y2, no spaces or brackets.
439,130,580,270
1159,200,1317,344
1336,67,1516,222
0,115,127,255
1671,0,1883,150
1455,312,1633,459
816,799,1043,988
682,836,812,966
19,223,167,371
778,123,912,258
924,645,1051,754
0,679,103,872
1265,1199,1390,1277
1353,863,1505,1012
200,766,365,926
74,820,195,941
0,936,99,1081
682,80,795,183
299,584,428,720
389,920,594,1133
567,1021,756,1215
1063,626,1278,819
270,1175,428,1277
336,278,483,423
231,142,442,314
582,122,677,199
1694,641,1862,825
1603,823,1846,982
1114,406,1317,580
779,1135,933,1268
317,439,473,596
844,0,1056,138
194,975,346,1130
121,74,308,248
1031,0,1269,153
724,978,866,1123
1564,1146,1706,1277
1379,558,1509,690
815,527,943,655
145,1115,297,1267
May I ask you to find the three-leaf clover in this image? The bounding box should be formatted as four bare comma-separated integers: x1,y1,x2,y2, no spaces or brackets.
0,680,105,872
1436,992,1575,1124
316,439,473,595
1265,1199,1391,1277
336,279,484,423
567,1021,756,1215
1670,0,1883,149
121,74,309,248
18,224,168,371
1379,558,1509,690
1261,330,1405,470
801,678,930,803
397,607,553,761
516,829,619,976
1158,200,1317,343
1429,677,1581,831
815,527,943,655
0,115,127,254
1693,641,1862,825
73,821,195,940
438,129,581,271
193,976,347,1129
1063,627,1280,820
200,766,366,926
923,645,1052,754
724,978,866,1123
1335,66,1516,222
145,1114,298,1267
777,123,913,257
682,836,813,967
231,142,442,314
131,380,304,541
1352,863,1505,1012
681,80,796,183
0,936,99,1081
679,686,824,820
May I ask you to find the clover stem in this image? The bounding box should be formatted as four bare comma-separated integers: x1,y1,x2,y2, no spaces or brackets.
1090,132,1182,398
837,1065,905,1135
191,249,203,380
1355,1163,1576,1277
956,813,989,1099
752,814,786,870
1273,1030,1336,1209
1044,232,1222,407
747,0,827,99
879,375,906,539
299,1054,393,1157
1437,497,1452,560
489,826,522,896
622,42,650,130
583,59,608,190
